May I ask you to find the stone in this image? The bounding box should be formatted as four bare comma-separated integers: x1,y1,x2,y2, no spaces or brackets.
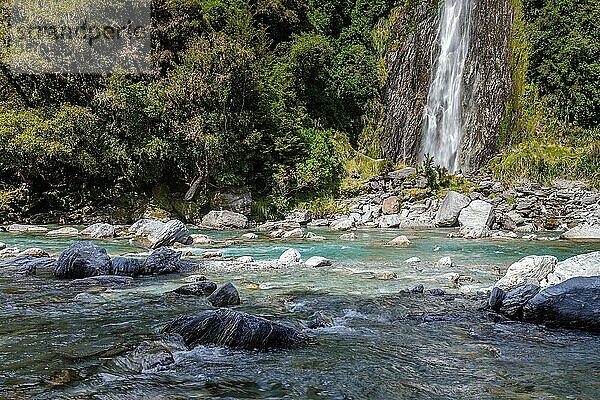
410,284,424,294
458,200,494,238
306,232,326,241
46,227,79,237
0,256,55,276
435,256,453,268
212,189,253,216
495,255,558,291
7,224,48,234
190,234,213,245
207,283,241,307
237,256,254,263
147,220,190,249
488,287,505,310
141,248,183,275
129,219,165,237
270,229,285,238
561,225,600,240
18,248,49,258
388,235,411,246
282,228,304,239
330,218,354,231
201,210,248,230
240,233,258,240
162,308,306,350
54,242,111,279
279,248,301,265
202,251,222,259
378,214,402,228
80,223,115,239
435,191,471,227
499,284,541,319
339,233,357,241
110,257,145,276
429,288,445,296
523,277,600,330
544,251,600,287
174,282,217,296
502,211,526,231
387,167,417,180
184,274,207,283
286,210,311,224
304,311,334,329
375,271,397,280
405,257,421,263
307,219,329,227
305,256,331,268
382,196,401,215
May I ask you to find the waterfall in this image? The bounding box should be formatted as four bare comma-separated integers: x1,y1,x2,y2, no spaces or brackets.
419,0,473,173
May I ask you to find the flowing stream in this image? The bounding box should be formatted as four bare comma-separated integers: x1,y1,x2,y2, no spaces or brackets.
1,228,600,399
420,0,473,173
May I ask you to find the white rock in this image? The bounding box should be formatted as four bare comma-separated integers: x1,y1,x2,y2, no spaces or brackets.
282,228,304,239
278,248,302,265
330,218,354,231
147,220,189,249
436,256,453,268
18,248,49,257
190,234,213,244
405,257,421,263
561,225,600,240
201,210,248,230
80,223,115,239
240,233,258,240
435,191,471,227
46,227,79,236
237,256,254,263
202,251,222,258
129,219,164,236
305,256,331,267
495,255,558,291
339,232,357,241
458,200,494,239
270,229,285,238
378,214,402,228
7,224,48,234
388,235,411,246
306,232,326,240
544,251,600,287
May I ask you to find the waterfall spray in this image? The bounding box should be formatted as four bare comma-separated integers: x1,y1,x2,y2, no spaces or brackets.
420,0,472,173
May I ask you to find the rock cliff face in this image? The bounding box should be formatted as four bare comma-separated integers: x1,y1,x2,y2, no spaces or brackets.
382,0,515,173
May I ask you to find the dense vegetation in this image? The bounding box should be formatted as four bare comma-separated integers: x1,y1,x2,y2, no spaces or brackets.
491,0,600,187
0,0,597,221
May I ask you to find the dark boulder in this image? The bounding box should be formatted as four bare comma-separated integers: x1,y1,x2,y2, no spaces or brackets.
174,282,217,296
410,284,425,294
162,308,306,350
207,282,240,307
141,248,183,275
110,257,145,276
523,277,600,330
429,288,445,296
0,256,56,276
499,284,540,319
54,242,111,279
488,287,505,310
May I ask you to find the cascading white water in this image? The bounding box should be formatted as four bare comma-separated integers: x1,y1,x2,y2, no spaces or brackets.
419,0,473,173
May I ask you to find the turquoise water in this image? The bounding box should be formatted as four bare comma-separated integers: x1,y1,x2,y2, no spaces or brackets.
1,227,600,399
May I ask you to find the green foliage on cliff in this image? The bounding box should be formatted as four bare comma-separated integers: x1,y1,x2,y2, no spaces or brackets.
494,0,600,187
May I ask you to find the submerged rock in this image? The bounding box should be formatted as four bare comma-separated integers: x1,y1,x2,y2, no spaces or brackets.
174,282,217,296
109,257,145,276
305,256,331,268
207,282,240,307
0,256,56,276
162,308,306,350
523,277,600,330
54,242,111,279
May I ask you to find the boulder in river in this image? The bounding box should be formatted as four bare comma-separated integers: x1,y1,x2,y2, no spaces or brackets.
496,284,541,319
305,256,331,267
129,218,165,237
46,227,79,237
7,224,48,234
523,277,600,330
561,224,600,241
80,223,115,239
330,218,355,231
162,308,306,350
54,242,111,279
388,235,411,246
174,282,217,296
141,248,184,275
495,255,558,291
18,248,49,258
435,191,470,227
147,219,190,249
544,251,600,287
278,248,301,265
458,200,494,239
207,282,241,307
110,257,145,276
0,256,56,276
201,210,248,230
